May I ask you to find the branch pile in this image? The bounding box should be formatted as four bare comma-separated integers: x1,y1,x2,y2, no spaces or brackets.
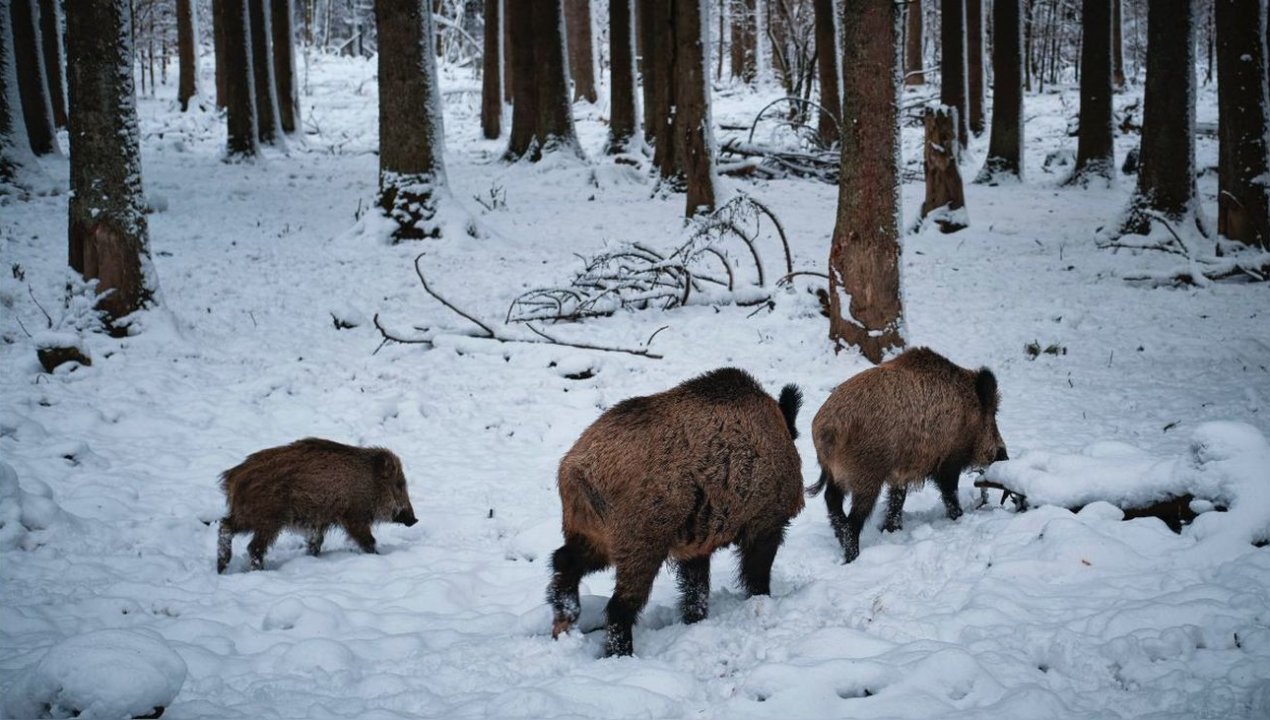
1098,212,1270,286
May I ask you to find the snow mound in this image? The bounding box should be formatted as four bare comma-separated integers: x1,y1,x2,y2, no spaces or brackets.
4,629,187,720
0,460,66,550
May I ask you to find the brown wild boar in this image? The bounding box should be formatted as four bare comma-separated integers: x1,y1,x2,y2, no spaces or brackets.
548,368,804,657
216,438,417,573
808,347,1008,563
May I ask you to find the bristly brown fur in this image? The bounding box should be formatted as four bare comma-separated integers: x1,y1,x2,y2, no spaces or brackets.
548,368,804,657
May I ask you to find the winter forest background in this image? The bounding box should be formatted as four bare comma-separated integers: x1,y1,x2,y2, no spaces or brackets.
2,0,1270,718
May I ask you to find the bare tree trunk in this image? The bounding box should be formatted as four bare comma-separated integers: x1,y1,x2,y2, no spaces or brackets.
650,0,679,179
507,0,537,157
565,0,597,102
1111,0,1125,88
376,0,447,240
813,0,840,145
639,0,658,135
221,0,258,157
11,0,56,155
507,0,581,160
730,0,756,82
37,0,64,127
830,0,904,363
1118,0,1199,236
1216,0,1270,249
920,106,968,232
213,0,228,108
940,0,969,149
482,0,502,139
979,0,1023,182
967,0,985,135
607,0,638,153
272,0,299,134
66,0,158,328
675,0,717,216
905,0,924,86
248,0,281,144
177,0,198,111
1069,0,1113,185
1023,0,1033,91
503,2,513,102
1,0,37,188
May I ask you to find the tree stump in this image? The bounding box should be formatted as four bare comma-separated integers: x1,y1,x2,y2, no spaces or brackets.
920,106,968,234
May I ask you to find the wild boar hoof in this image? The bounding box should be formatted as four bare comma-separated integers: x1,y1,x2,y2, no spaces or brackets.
551,616,573,639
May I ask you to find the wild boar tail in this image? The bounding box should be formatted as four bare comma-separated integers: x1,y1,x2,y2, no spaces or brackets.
805,467,829,498
778,384,802,440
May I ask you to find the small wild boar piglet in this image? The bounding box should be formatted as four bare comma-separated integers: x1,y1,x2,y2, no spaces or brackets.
549,368,804,657
808,347,1008,563
216,438,417,573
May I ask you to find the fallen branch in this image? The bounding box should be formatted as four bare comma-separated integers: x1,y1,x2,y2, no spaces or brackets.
1099,211,1270,286
974,478,1212,533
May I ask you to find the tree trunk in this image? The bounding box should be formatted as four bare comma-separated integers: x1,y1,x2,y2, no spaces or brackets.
940,0,969,149
1111,0,1125,88
376,0,446,240
506,0,538,157
967,0,985,135
221,0,259,157
730,0,756,83
506,0,581,161
650,0,679,180
272,0,299,134
177,0,198,111
248,0,281,144
11,0,56,155
1118,0,1198,236
639,0,658,135
37,0,64,127
213,0,228,108
66,0,158,327
979,0,1023,182
830,0,904,363
607,0,637,153
1216,0,1270,249
813,0,840,146
1069,0,1114,185
1023,0,1033,91
565,0,597,103
1,0,37,188
481,0,501,139
905,0,924,85
675,0,717,217
921,106,968,232
503,3,513,102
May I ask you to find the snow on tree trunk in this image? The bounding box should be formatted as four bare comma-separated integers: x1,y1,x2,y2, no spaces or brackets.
829,0,905,364
1112,0,1126,88
921,105,969,233
505,0,582,161
905,0,924,86
565,0,597,103
607,0,638,153
675,0,718,217
940,0,969,150
11,0,56,155
481,0,502,139
1069,0,1115,186
220,0,258,157
0,0,38,189
979,0,1024,182
37,0,64,127
376,0,447,240
66,0,160,329
1117,0,1200,237
248,0,282,145
730,0,756,83
177,0,199,111
272,0,300,134
967,0,985,136
812,0,840,146
1215,0,1270,249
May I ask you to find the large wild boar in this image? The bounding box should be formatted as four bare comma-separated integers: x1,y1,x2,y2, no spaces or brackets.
216,438,417,573
808,347,1008,563
548,368,804,657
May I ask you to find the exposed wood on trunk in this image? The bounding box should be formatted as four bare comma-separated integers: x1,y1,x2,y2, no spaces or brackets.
940,0,969,149
921,106,968,233
481,0,502,139
1215,0,1270,249
565,0,597,102
979,0,1023,182
607,0,638,153
1069,0,1114,185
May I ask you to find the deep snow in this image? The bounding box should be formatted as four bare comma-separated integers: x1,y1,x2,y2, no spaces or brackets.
2,47,1269,719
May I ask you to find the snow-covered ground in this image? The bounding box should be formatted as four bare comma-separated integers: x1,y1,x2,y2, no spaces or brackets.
2,52,1269,719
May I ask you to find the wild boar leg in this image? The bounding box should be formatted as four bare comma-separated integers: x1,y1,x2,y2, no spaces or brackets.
824,479,850,551
935,466,964,521
737,526,785,596
305,526,326,556
342,519,378,554
247,525,281,570
881,484,907,533
604,550,663,657
549,534,608,638
675,555,711,624
842,478,883,564
216,519,236,574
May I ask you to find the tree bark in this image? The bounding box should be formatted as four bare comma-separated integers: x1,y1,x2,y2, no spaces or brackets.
221,0,259,157
503,3,513,102
1216,0,1270,249
1118,0,1198,236
921,106,968,232
730,0,756,83
1069,0,1114,185
177,0,198,111
481,0,502,139
649,0,679,180
376,0,447,240
506,0,581,161
37,0,64,127
905,0,924,86
967,0,985,135
66,0,158,327
10,0,56,155
979,0,1023,182
1111,0,1125,88
213,0,228,108
940,0,969,149
1,0,37,188
607,0,637,153
638,0,658,135
674,0,717,216
248,0,281,144
830,0,904,363
506,0,538,157
565,0,597,102
813,0,840,145
272,0,299,134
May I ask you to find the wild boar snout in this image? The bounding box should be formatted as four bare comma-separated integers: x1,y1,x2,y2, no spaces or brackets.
394,509,418,526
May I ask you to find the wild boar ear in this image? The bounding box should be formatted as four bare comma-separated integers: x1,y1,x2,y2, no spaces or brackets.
974,368,999,412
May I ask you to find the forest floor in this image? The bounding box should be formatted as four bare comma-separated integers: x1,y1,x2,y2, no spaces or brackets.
2,54,1269,719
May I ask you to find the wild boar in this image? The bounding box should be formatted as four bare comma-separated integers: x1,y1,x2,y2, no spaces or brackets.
216,438,417,573
807,347,1008,563
548,368,804,657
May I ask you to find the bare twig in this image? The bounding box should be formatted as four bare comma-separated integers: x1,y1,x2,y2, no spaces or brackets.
414,253,495,338
28,286,52,329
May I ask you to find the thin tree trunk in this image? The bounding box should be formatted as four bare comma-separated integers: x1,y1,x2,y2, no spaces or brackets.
1111,0,1125,88
830,0,904,363
221,0,258,157
503,2,513,102
66,0,158,327
730,0,756,82
906,0,924,86
1118,0,1198,235
1216,0,1270,248
177,0,198,111
639,0,657,135
940,0,969,149
37,0,64,127
607,0,637,153
482,0,502,139
979,0,1023,182
675,0,717,216
967,0,985,135
649,0,679,180
1069,0,1113,185
565,0,597,102
506,0,537,157
213,0,228,108
11,0,56,155
1023,0,1033,91
272,0,299,133
813,0,840,145
248,0,281,144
